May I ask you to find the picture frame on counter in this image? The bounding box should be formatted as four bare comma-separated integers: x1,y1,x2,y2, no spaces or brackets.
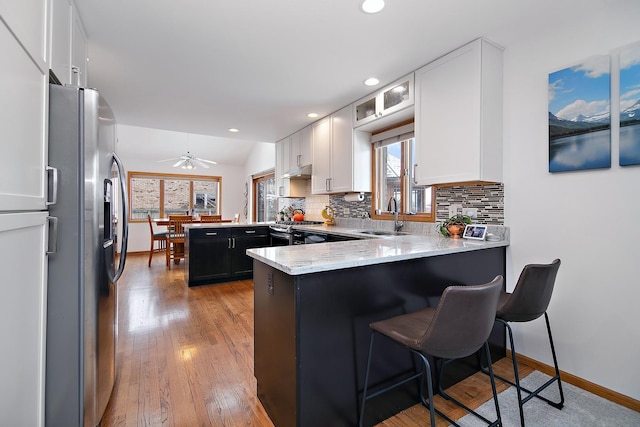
463,224,487,240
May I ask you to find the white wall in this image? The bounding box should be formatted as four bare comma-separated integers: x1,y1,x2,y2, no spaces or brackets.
501,4,640,399
243,142,276,221
116,125,248,253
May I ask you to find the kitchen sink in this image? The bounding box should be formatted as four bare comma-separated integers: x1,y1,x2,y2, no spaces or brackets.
356,230,410,236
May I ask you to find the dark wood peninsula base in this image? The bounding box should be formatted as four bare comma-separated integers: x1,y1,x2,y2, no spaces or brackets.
253,247,506,427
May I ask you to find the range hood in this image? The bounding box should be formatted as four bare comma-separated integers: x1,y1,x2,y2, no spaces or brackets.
282,163,312,178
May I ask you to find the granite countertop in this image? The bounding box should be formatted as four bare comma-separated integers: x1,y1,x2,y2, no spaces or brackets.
246,229,508,276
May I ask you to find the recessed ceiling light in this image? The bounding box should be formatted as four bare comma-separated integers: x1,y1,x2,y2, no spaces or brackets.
361,0,385,14
364,77,380,86
228,128,239,133
307,113,318,118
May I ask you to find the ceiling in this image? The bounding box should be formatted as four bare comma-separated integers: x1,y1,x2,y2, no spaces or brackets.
74,0,615,165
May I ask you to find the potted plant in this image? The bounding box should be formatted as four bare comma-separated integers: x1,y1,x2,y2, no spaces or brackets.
438,214,472,238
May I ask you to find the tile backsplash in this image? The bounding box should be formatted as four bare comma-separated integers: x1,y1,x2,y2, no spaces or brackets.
277,181,504,225
435,183,504,224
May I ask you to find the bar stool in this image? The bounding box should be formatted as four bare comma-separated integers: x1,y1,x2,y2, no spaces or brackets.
482,258,564,427
359,276,504,427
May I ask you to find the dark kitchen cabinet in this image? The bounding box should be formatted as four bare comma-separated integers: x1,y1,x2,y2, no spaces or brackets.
186,226,269,286
187,228,232,284
231,227,270,276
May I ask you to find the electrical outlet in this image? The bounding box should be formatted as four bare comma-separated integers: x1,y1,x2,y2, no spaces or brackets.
462,208,478,219
448,204,460,218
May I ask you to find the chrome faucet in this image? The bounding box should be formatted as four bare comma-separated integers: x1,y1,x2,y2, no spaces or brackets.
387,197,404,232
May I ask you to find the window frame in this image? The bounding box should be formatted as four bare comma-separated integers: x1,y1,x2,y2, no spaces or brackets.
127,171,222,222
252,171,276,222
370,124,436,223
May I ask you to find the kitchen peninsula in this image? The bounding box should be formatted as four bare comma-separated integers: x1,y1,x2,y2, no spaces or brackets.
184,222,271,286
247,231,509,427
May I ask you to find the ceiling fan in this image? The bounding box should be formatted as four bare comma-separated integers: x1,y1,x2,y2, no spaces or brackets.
157,152,217,169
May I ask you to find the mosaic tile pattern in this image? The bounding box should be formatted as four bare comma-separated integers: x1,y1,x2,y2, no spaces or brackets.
278,183,504,225
435,183,504,224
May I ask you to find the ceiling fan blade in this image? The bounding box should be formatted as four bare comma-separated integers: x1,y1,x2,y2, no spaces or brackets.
191,158,210,168
173,159,186,168
157,157,180,163
194,157,217,165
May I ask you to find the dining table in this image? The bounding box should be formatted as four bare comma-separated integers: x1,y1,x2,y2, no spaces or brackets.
154,218,233,226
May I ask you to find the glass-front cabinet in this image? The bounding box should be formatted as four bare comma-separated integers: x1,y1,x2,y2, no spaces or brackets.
353,74,414,128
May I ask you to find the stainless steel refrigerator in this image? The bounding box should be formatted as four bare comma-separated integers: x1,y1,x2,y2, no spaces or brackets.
46,84,129,427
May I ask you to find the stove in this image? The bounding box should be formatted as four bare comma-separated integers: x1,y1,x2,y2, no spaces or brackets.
269,221,324,246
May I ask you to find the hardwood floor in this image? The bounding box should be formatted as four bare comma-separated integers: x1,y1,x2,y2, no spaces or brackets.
101,254,531,426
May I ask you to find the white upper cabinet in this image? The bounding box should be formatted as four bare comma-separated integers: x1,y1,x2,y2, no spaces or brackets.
289,125,312,168
0,0,48,69
50,0,87,86
275,137,290,197
50,0,72,84
0,8,48,211
311,116,332,194
275,127,311,198
414,38,503,185
312,106,371,194
353,74,414,131
71,8,88,86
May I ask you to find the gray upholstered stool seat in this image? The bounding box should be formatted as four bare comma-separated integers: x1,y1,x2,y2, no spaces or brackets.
482,259,564,427
359,276,504,427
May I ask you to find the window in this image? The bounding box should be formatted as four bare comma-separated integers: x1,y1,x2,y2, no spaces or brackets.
253,172,277,222
128,172,221,221
372,124,434,222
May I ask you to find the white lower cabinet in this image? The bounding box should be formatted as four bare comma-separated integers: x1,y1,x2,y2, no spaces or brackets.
311,106,371,194
0,212,48,427
414,38,503,185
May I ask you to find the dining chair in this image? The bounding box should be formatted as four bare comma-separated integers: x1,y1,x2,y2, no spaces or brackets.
168,214,193,221
200,214,222,222
165,216,192,269
359,276,504,427
147,214,167,267
480,259,563,427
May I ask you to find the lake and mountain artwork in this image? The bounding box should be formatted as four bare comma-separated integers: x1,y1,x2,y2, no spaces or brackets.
619,42,640,166
548,55,611,172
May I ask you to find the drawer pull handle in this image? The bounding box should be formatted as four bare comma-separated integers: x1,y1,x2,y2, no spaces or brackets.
206,232,217,236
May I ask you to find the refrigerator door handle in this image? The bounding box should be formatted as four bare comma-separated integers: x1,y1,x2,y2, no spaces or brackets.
46,166,58,206
46,216,58,255
106,153,129,283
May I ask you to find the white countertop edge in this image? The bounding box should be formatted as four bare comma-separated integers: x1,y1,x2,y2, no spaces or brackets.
247,236,508,276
